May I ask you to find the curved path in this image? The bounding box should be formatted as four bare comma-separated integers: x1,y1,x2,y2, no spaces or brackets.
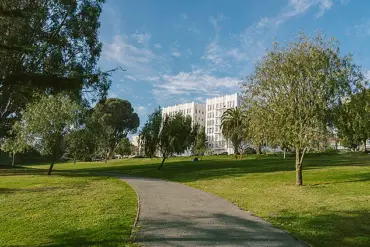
119,176,306,247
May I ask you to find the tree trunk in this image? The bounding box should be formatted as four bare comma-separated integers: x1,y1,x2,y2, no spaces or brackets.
256,144,261,155
295,148,306,186
74,152,76,164
47,159,55,175
11,152,15,166
364,139,367,153
234,144,238,159
283,149,286,159
105,150,108,163
158,156,166,170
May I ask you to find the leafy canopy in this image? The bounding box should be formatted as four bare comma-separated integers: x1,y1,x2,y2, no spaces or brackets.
0,0,110,138
12,94,80,174
90,98,139,159
243,32,366,185
221,107,247,156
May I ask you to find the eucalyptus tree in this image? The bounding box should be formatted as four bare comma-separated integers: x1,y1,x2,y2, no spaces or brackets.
244,32,365,185
90,98,139,162
140,107,162,158
157,113,193,169
0,0,111,138
140,108,194,169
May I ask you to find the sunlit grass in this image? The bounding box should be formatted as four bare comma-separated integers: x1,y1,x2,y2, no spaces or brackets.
4,152,370,246
0,172,137,247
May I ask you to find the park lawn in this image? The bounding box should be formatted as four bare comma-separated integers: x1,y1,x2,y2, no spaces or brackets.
0,168,138,247
32,153,370,247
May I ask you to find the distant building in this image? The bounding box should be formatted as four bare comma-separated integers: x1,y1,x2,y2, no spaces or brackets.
131,135,140,147
157,93,242,156
162,102,206,126
130,135,141,155
205,93,243,154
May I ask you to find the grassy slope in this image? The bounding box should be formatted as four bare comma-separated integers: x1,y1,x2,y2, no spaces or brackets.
32,153,370,247
0,170,137,247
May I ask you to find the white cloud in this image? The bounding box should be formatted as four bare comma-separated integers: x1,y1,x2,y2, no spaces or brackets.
126,75,137,81
153,69,239,99
316,0,333,18
202,0,336,74
102,35,169,80
171,51,181,57
285,0,333,18
132,32,151,44
154,43,162,48
352,19,370,36
146,76,160,81
135,105,148,116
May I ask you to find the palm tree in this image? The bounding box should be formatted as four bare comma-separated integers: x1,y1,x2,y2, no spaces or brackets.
221,107,247,159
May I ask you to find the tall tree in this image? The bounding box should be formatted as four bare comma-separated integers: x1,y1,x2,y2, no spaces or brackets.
0,0,111,138
244,32,365,186
157,113,193,169
221,107,247,159
91,98,139,162
11,94,79,175
140,109,194,169
140,107,162,158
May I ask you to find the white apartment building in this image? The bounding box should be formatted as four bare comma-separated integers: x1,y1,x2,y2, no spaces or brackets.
162,102,206,126
205,93,242,154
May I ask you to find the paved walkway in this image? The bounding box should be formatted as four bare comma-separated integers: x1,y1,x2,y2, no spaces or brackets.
119,176,306,247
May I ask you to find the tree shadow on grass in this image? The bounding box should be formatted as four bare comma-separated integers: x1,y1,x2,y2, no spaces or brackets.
5,227,133,247
52,154,370,183
273,210,370,247
3,154,370,184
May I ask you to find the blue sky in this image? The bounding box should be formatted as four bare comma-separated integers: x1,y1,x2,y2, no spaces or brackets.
98,0,370,126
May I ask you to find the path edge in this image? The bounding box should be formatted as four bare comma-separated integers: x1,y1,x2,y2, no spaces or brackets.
117,176,141,239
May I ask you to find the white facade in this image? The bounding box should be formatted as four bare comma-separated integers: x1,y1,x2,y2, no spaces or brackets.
162,102,206,126
131,135,139,147
205,93,242,154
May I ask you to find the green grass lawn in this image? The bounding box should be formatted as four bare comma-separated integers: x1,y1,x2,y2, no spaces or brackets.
2,153,370,247
0,169,138,247
26,153,370,247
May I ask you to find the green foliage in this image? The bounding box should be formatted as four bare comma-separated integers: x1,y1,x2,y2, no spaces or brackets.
1,131,28,165
244,32,366,185
221,107,247,157
140,107,163,158
116,137,133,156
140,108,194,169
159,113,193,158
193,126,207,157
90,98,139,161
0,0,110,138
334,90,370,151
65,128,97,162
12,94,80,174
